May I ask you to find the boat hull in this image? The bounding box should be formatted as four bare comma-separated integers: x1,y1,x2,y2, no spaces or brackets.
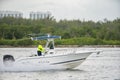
2,52,92,71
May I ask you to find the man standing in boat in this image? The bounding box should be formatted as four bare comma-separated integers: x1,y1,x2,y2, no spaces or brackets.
37,45,44,56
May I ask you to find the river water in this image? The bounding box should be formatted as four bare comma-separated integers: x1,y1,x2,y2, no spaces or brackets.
0,48,120,80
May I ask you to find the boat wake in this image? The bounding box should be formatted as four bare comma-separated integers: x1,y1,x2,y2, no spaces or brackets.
0,62,65,72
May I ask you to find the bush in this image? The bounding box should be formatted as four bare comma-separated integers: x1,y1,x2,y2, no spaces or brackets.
55,37,120,45
103,40,120,45
0,37,120,47
0,38,33,46
0,39,15,45
94,38,104,45
16,38,33,46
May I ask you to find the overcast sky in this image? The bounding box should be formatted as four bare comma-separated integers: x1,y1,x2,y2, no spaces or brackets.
0,0,120,21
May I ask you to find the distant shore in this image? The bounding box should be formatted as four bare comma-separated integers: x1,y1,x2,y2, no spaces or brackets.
57,45,120,48
0,45,120,48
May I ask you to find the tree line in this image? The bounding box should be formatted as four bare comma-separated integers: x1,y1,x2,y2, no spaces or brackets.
0,17,120,45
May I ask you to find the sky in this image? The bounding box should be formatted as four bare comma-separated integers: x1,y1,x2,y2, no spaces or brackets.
0,0,120,21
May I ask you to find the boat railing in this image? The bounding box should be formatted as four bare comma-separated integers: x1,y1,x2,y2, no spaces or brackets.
52,48,99,55
53,48,77,55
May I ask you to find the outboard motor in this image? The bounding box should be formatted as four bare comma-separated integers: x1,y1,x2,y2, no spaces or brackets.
3,55,15,66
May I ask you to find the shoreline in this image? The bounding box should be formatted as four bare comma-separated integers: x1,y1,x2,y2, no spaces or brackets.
56,45,120,48
0,45,120,48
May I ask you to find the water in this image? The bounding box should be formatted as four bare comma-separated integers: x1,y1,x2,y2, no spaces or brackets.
0,48,120,80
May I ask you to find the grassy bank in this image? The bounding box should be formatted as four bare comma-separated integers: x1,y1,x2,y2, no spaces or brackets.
0,37,120,47
0,38,33,47
55,37,120,45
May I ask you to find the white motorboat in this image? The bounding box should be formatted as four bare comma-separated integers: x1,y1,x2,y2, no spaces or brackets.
2,35,99,71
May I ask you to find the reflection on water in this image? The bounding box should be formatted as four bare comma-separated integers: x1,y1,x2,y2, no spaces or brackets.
0,48,120,80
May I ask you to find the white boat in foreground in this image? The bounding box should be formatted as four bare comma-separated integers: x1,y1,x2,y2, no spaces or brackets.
2,35,100,71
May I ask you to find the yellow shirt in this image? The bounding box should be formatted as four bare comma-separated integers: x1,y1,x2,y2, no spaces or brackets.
37,45,44,52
